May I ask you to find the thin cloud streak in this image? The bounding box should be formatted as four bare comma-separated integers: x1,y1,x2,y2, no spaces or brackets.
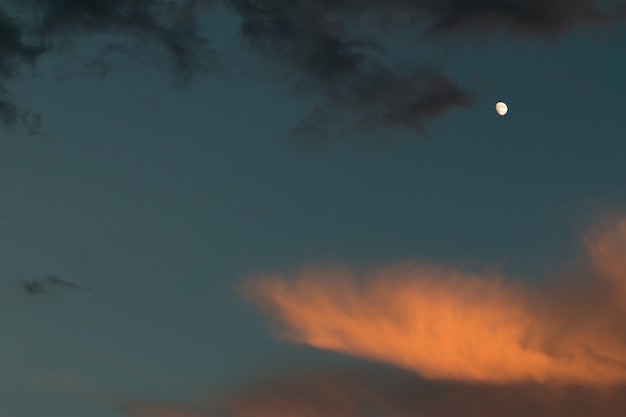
21,275,90,294
224,371,626,417
117,369,626,417
243,216,626,384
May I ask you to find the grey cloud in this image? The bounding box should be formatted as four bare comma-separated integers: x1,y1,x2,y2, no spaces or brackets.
22,280,44,294
21,275,89,294
46,275,89,289
231,0,472,137
230,0,625,139
420,0,626,36
0,0,623,133
0,0,216,129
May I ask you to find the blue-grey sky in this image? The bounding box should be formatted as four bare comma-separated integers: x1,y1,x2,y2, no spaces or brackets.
1,1,626,416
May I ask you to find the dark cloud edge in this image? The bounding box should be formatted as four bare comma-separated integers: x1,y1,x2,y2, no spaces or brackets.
112,365,626,417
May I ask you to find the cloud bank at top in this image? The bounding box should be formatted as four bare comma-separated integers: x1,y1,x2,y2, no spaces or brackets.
0,0,624,134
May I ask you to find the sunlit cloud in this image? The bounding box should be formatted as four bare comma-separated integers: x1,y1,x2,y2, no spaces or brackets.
586,216,626,300
243,217,626,384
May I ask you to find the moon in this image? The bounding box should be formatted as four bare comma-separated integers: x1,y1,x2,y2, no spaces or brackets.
495,101,508,116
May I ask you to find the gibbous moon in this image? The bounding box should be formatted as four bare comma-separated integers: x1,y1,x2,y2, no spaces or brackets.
495,101,508,116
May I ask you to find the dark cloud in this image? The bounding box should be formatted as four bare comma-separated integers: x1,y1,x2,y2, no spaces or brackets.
23,0,212,77
29,0,214,80
22,280,44,294
21,275,89,294
0,0,623,133
0,0,216,129
229,0,625,138
421,0,626,36
46,274,89,290
231,0,473,137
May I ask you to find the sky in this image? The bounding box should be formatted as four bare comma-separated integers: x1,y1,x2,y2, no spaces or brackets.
1,1,626,416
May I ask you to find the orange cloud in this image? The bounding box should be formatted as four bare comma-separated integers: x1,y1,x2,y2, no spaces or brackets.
243,218,626,385
586,216,626,300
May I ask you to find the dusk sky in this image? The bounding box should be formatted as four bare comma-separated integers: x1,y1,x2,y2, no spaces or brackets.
1,1,626,416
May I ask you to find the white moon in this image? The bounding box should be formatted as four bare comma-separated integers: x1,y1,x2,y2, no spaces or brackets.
495,101,508,116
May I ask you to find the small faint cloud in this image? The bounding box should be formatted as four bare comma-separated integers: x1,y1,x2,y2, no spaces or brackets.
47,275,90,290
21,275,90,294
22,280,44,294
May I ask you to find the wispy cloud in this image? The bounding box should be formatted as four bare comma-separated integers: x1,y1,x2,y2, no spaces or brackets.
243,216,626,385
116,401,215,417
21,275,90,294
22,280,44,294
0,0,216,129
230,0,625,138
46,275,89,289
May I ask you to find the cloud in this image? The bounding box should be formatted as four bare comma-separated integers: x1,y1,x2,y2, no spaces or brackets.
225,370,626,417
46,274,89,289
0,0,216,129
243,215,626,385
21,275,90,294
116,368,626,417
229,0,625,138
30,0,214,79
22,280,44,294
0,0,626,133
420,0,626,36
0,0,623,133
115,216,626,417
586,215,626,298
231,0,474,136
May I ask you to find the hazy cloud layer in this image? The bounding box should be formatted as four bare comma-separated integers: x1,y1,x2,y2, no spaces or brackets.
117,369,626,417
225,371,626,417
244,216,626,385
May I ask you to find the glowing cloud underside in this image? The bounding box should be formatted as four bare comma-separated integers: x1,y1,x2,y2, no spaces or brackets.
244,218,626,385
